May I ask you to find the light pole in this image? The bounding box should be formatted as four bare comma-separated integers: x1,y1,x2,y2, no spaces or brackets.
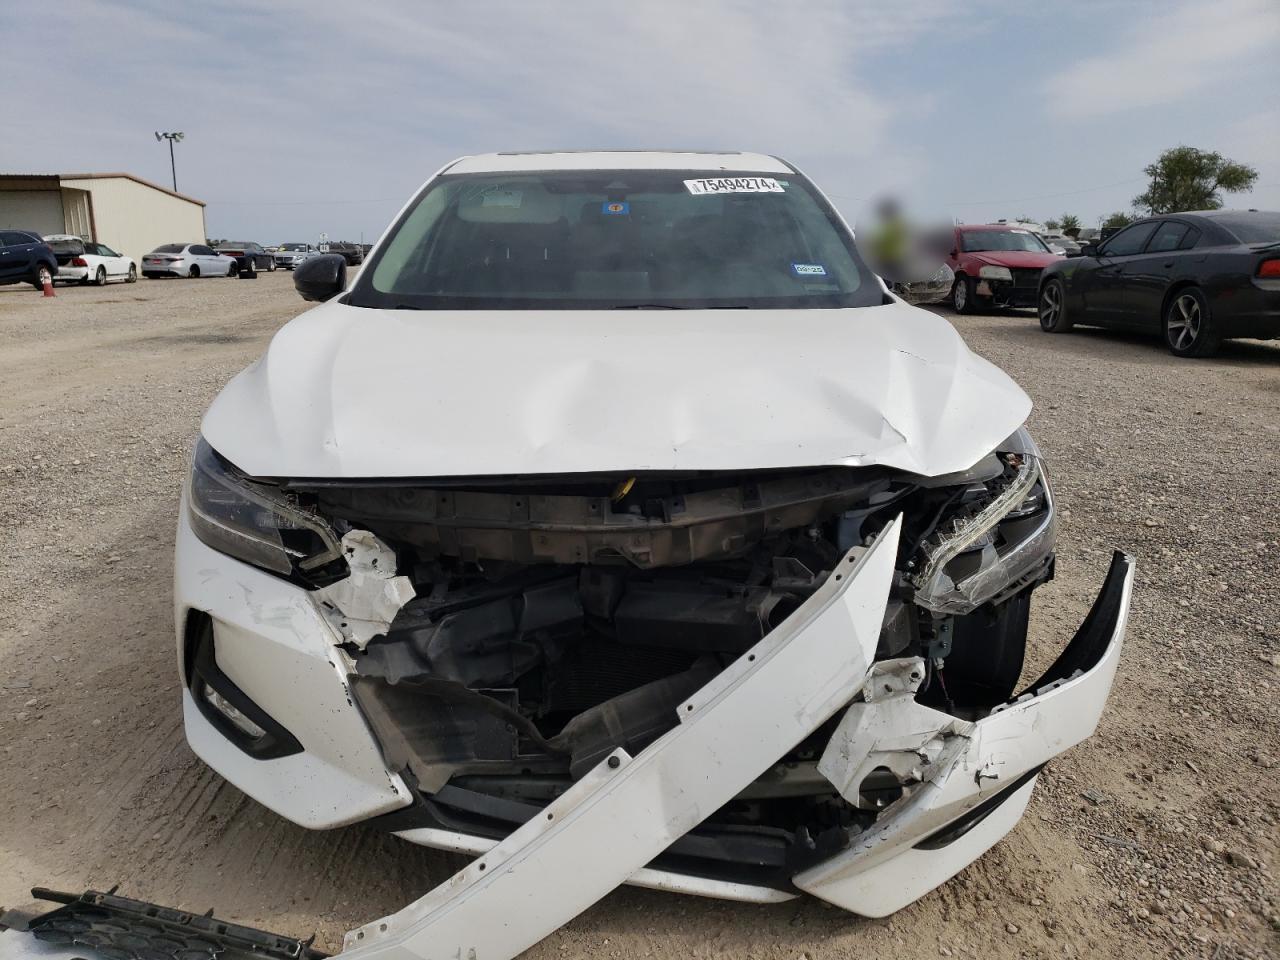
154,131,184,191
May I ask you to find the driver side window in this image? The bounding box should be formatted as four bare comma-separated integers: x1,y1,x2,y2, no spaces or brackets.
1101,221,1158,257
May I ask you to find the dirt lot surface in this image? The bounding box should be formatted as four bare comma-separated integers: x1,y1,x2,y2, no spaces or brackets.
1,274,1277,959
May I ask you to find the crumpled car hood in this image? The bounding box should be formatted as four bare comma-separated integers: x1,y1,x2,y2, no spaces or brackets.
201,299,1031,479
965,250,1060,269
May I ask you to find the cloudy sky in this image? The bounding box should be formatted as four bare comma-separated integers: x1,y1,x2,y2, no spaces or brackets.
3,0,1276,243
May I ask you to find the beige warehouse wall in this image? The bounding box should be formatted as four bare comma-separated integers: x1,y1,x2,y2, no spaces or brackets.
60,177,206,266
0,190,65,235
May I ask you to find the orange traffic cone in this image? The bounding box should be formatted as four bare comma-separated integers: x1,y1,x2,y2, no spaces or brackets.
40,267,55,298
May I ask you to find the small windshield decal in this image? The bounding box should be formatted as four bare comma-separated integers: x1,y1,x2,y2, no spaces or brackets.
602,201,630,215
792,263,827,276
684,177,785,196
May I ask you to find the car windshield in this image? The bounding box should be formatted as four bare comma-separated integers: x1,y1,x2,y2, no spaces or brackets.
348,170,879,309
1215,212,1280,244
281,243,308,251
152,244,185,254
961,230,1050,253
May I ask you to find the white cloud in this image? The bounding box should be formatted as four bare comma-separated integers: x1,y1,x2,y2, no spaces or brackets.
0,0,963,237
1044,0,1280,119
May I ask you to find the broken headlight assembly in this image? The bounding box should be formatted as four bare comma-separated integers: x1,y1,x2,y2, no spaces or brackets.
187,438,343,578
911,447,1055,615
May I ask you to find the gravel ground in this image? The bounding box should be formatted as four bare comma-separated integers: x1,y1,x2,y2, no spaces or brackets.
0,274,1277,959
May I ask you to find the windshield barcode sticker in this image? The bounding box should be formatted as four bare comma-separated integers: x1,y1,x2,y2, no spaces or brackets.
792,263,827,276
684,177,785,195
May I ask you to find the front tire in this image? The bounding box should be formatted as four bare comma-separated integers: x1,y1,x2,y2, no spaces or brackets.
951,275,979,314
1164,287,1220,358
227,261,239,277
95,266,107,286
267,258,276,272
1038,278,1073,332
126,264,137,283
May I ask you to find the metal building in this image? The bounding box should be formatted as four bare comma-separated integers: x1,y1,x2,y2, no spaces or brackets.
0,172,206,266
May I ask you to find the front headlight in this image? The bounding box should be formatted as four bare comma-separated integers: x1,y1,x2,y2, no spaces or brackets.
187,438,342,577
978,265,1013,281
911,442,1055,615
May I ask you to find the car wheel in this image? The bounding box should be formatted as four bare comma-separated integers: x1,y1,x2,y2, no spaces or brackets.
32,265,53,291
1164,287,1221,358
95,266,108,286
227,261,239,277
951,275,978,314
267,258,276,272
126,264,137,283
189,265,200,278
1038,278,1073,332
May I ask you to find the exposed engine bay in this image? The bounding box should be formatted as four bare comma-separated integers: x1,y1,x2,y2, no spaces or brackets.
262,441,1055,887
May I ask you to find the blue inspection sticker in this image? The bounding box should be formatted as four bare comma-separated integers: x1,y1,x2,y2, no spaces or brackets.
792,262,827,276
603,201,630,215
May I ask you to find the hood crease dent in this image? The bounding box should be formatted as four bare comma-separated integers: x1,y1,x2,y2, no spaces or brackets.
202,301,1031,480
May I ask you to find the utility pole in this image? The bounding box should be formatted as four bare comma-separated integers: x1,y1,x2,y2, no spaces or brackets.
154,131,184,191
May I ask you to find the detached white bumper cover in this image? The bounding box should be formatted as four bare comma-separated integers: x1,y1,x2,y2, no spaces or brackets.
336,516,903,960
338,549,1130,960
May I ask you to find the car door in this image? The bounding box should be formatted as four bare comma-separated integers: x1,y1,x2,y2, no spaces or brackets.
0,233,16,282
1084,221,1159,324
1121,221,1201,327
192,244,223,275
95,243,127,277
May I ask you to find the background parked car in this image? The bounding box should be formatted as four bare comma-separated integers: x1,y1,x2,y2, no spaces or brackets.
323,240,364,265
0,229,58,289
1038,209,1280,357
142,243,238,279
1038,233,1081,257
212,240,275,272
273,242,319,270
945,224,1061,313
45,234,137,285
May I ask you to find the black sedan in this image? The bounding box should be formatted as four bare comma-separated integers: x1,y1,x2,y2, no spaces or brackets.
1037,210,1280,357
212,241,276,272
323,241,364,266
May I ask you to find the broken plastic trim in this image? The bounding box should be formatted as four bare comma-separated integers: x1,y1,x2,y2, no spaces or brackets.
22,888,327,960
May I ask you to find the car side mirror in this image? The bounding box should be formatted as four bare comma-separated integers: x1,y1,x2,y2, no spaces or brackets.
294,253,347,302
1080,243,1099,257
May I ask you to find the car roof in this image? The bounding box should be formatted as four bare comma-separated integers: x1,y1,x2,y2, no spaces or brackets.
445,150,793,175
957,224,1023,231
1173,208,1277,219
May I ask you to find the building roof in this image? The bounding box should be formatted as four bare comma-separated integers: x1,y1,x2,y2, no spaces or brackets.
0,172,204,207
58,172,205,207
445,150,793,175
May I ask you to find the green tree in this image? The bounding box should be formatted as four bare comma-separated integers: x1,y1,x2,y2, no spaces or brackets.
1133,146,1258,214
1059,213,1081,237
1102,211,1135,229
1044,219,1061,231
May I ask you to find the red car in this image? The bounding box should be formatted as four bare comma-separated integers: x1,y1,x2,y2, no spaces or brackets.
946,224,1061,314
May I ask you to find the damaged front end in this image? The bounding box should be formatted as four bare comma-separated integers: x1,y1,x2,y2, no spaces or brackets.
157,427,1130,958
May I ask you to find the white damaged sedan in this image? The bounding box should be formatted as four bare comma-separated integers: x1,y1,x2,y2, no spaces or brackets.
161,152,1131,959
